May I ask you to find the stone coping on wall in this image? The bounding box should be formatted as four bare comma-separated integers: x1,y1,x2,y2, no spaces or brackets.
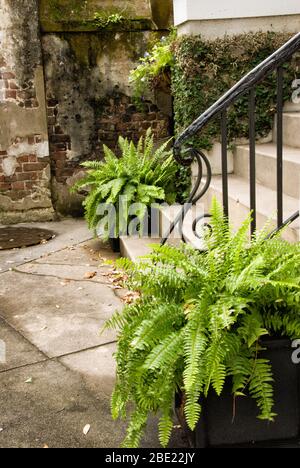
39,0,173,33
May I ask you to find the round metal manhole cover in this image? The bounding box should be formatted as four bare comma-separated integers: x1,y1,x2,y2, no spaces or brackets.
0,227,55,250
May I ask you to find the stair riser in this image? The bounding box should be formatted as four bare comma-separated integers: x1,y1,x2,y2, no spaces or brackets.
201,187,299,244
234,147,300,199
274,113,300,148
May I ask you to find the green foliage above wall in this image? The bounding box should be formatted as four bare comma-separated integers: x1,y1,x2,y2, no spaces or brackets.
172,32,299,150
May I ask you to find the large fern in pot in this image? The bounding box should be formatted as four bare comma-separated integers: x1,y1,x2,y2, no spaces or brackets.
104,199,300,447
72,130,176,240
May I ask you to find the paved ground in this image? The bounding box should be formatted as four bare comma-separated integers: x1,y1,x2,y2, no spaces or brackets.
0,219,186,448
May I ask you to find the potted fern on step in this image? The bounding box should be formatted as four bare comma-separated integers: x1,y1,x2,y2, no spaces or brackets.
72,130,176,251
104,199,300,448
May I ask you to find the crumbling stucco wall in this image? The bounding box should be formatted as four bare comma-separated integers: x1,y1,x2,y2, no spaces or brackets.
40,0,173,216
0,0,54,224
0,0,173,221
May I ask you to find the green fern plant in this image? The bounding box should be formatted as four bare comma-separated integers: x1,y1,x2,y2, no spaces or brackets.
72,130,176,239
104,198,300,448
130,29,176,102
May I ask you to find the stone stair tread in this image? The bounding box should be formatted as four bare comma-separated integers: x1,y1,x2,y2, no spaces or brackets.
206,175,300,229
236,143,300,164
284,112,300,117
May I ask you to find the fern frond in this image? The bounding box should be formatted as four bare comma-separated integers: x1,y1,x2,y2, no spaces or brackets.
249,359,276,421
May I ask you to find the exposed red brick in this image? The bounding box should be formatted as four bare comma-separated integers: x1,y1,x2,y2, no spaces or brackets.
4,175,17,182
11,181,25,190
2,72,15,80
23,163,46,172
0,183,12,191
34,135,42,143
9,81,19,90
16,172,38,181
5,90,17,99
25,181,36,189
28,155,38,162
17,155,29,163
52,151,67,161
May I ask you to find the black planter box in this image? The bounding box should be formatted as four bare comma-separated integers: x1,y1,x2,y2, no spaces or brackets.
176,339,300,448
109,237,121,253
108,207,160,253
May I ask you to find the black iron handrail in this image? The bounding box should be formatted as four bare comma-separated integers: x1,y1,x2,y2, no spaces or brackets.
162,32,300,244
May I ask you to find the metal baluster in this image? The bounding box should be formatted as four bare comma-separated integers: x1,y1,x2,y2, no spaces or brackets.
277,66,284,228
221,110,229,218
249,88,256,235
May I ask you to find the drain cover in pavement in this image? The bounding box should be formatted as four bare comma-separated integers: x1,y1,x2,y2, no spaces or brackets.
0,227,55,250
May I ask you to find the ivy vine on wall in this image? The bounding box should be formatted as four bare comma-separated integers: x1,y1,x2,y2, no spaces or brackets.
130,31,299,201
172,32,299,151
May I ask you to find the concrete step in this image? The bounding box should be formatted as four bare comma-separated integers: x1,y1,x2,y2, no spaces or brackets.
119,236,161,262
234,143,300,199
200,175,299,243
274,112,300,148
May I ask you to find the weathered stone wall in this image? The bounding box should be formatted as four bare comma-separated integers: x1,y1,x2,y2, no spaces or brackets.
40,1,173,216
0,0,173,221
0,0,54,224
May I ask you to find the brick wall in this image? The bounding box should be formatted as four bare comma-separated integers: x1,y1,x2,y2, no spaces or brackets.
97,92,170,145
0,68,39,108
0,0,53,223
0,136,49,200
47,91,171,187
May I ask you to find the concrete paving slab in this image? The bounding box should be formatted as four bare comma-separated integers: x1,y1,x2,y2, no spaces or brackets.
0,318,45,372
0,218,188,448
0,359,186,448
59,345,187,449
35,239,120,266
15,263,113,284
0,360,128,448
60,343,117,398
0,271,119,357
0,219,92,273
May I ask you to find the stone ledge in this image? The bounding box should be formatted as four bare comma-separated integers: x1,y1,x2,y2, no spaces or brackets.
0,208,56,225
40,18,157,34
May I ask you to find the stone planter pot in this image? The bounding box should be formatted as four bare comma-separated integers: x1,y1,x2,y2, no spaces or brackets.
176,338,300,448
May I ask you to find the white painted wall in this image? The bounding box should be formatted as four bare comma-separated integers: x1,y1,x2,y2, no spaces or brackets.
174,0,300,25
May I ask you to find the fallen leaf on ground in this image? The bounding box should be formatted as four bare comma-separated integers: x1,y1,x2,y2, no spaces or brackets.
84,271,97,279
122,291,140,304
83,424,91,436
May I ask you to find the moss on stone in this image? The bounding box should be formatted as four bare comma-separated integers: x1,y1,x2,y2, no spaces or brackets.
40,0,155,33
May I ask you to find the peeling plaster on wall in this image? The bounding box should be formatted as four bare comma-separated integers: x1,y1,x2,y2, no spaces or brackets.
0,0,54,223
0,67,49,151
2,155,17,177
7,140,50,159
